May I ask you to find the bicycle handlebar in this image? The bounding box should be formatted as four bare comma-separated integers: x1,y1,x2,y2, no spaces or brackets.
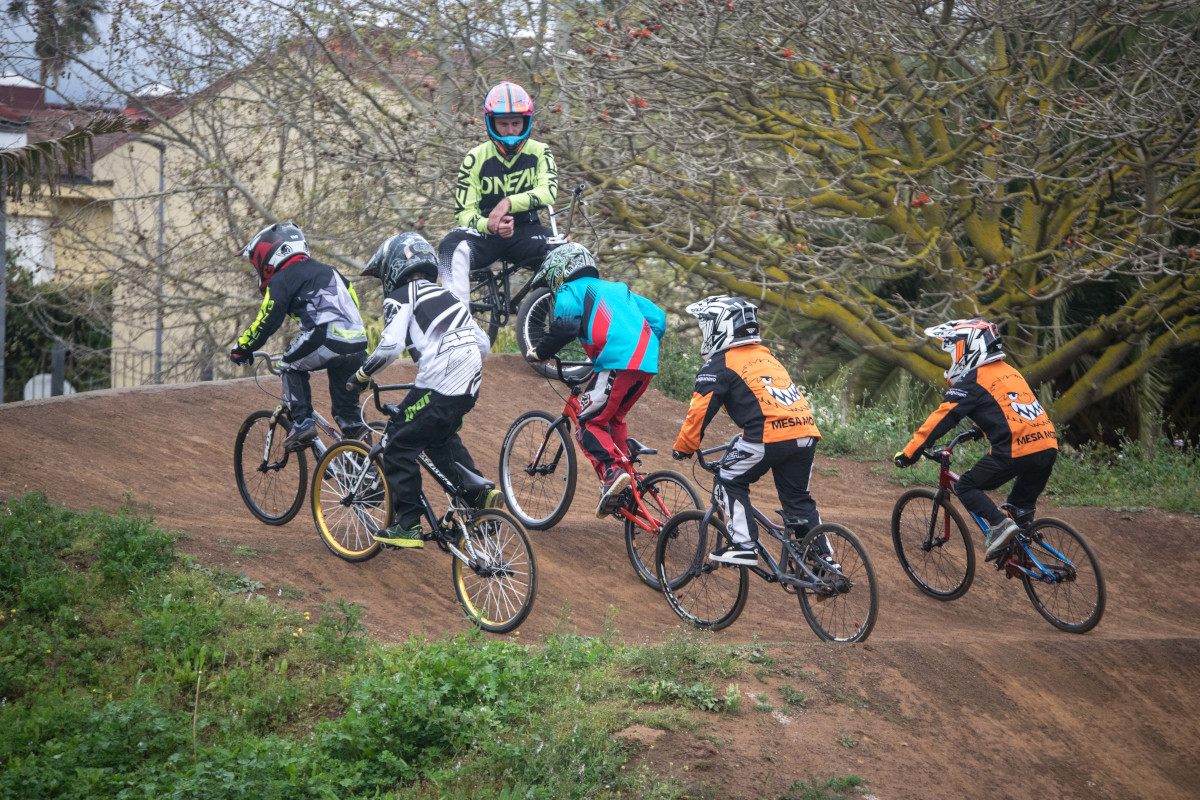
695,438,735,473
252,351,283,376
369,380,417,416
918,427,986,462
549,355,595,386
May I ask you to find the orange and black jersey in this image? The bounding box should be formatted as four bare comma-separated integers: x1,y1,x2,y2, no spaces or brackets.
901,360,1058,460
674,344,821,453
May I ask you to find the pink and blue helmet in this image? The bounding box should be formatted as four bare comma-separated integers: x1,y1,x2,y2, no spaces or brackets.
484,81,533,158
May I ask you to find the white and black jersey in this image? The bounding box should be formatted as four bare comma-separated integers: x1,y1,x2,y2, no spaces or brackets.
360,278,490,397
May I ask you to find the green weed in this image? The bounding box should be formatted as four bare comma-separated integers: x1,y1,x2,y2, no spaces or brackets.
780,774,866,800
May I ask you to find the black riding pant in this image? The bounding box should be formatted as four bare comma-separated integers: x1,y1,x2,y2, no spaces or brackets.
436,222,555,306
280,338,366,436
382,388,480,530
955,448,1058,526
715,437,820,545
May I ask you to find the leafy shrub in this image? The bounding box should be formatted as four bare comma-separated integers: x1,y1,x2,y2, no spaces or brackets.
97,507,175,587
0,493,82,611
1048,434,1199,513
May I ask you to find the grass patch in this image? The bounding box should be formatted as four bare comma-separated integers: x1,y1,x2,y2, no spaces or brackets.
1046,435,1200,513
0,493,777,799
780,774,866,800
780,685,808,708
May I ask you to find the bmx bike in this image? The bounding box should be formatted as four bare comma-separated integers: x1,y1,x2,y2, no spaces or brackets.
891,427,1105,633
309,380,537,634
655,437,879,641
233,350,383,525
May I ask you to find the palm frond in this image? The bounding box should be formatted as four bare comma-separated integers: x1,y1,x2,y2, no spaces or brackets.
1,112,144,202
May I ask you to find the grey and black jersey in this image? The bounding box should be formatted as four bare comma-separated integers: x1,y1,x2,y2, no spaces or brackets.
235,256,366,355
360,278,490,397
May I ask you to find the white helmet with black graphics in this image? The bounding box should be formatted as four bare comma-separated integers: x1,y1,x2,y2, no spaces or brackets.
686,295,762,359
924,318,1005,385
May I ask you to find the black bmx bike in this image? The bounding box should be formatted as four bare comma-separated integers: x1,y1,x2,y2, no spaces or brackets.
233,351,383,525
468,183,593,381
891,428,1105,633
309,381,537,634
655,438,879,641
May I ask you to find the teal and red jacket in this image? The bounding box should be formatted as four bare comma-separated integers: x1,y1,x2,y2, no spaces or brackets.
534,277,665,373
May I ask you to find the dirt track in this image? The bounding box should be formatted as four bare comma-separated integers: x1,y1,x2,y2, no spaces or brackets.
2,353,1198,799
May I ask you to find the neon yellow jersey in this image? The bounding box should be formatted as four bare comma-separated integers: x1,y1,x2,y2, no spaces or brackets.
453,139,558,233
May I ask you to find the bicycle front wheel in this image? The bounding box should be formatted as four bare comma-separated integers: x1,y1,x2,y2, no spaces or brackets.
625,470,702,590
311,440,389,562
891,488,976,600
469,269,502,344
517,287,593,380
499,410,577,530
656,510,748,631
234,409,307,525
796,524,878,643
453,509,538,633
1019,519,1105,633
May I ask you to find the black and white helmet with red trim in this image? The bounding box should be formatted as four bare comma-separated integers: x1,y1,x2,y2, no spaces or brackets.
924,318,1005,385
238,222,309,293
686,295,762,359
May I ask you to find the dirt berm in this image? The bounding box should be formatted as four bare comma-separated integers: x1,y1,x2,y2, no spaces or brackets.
2,353,1197,799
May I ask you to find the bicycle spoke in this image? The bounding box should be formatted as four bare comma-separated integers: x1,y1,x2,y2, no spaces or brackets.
312,443,387,562
626,471,702,589
1020,521,1105,633
798,526,877,642
235,410,306,524
453,512,537,633
656,511,747,630
891,489,975,600
500,411,575,529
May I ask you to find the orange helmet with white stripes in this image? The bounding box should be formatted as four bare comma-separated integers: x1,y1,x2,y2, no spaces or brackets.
924,318,1005,385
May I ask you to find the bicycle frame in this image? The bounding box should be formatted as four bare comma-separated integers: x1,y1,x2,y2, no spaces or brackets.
469,183,589,325
920,430,1078,585
250,350,364,462
354,382,502,574
694,440,840,593
533,358,676,534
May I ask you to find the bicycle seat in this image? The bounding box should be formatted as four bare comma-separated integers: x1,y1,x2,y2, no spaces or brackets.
626,438,657,458
455,463,495,492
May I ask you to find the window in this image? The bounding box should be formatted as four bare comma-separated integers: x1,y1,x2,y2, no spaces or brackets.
9,214,55,283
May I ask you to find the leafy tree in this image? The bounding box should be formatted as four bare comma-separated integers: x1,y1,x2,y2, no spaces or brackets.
548,0,1200,429
3,261,111,400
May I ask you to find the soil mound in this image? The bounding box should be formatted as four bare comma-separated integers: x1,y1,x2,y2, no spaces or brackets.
2,353,1197,798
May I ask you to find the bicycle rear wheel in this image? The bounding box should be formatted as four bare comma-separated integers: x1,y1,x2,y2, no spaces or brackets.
625,470,702,590
517,287,593,380
891,488,976,600
796,524,878,643
1019,519,1105,633
499,410,577,530
453,509,537,633
656,510,748,630
234,409,307,525
311,440,388,562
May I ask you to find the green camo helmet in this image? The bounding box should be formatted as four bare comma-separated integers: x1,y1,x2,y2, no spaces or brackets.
535,242,599,294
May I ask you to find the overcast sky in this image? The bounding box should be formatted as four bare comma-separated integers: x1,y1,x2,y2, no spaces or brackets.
2,11,159,105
